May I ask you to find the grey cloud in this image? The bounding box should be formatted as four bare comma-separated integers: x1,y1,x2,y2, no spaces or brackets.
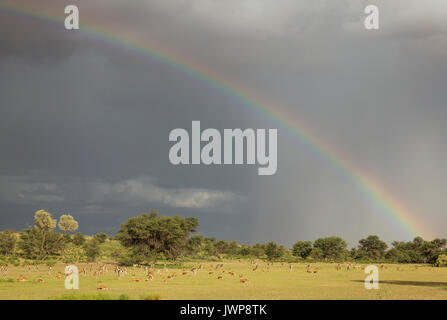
92,176,240,209
0,176,238,209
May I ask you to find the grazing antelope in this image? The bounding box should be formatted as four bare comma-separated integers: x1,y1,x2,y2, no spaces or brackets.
209,271,214,275
17,276,27,282
132,277,142,282
97,284,108,290
239,278,249,283
37,277,44,283
146,274,154,281
182,271,188,275
217,275,223,280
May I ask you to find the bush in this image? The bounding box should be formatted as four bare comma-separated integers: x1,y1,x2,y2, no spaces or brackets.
84,239,100,262
8,257,20,267
72,233,86,246
94,232,108,244
0,230,17,255
45,259,56,267
435,254,447,267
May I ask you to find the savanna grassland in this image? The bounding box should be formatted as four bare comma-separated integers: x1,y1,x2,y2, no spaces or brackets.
0,261,446,300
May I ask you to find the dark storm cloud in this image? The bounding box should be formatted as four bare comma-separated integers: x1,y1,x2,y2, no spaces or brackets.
0,0,446,245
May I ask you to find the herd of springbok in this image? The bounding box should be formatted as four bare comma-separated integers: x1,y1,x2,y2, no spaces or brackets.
0,260,424,291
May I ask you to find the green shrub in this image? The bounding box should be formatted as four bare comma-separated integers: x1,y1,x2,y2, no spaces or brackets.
7,257,20,267
53,292,113,300
435,254,447,267
140,294,161,300
45,259,56,267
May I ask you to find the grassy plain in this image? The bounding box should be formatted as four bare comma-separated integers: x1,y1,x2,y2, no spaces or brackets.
0,261,446,300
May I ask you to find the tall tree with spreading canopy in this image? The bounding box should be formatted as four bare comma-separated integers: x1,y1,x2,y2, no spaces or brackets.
313,236,347,260
117,211,199,263
356,235,388,260
292,241,313,259
34,209,57,258
20,210,81,260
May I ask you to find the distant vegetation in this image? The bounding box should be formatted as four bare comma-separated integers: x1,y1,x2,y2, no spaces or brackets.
0,209,446,267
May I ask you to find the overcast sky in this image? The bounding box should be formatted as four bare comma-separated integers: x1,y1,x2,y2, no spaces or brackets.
0,0,446,247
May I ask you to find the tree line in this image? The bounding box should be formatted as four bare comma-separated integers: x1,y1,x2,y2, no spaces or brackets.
0,209,446,267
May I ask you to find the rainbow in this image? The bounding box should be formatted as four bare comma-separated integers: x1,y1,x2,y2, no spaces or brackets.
0,1,434,239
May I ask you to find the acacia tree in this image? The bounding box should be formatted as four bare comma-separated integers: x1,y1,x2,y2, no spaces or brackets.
117,211,199,263
356,235,388,260
292,241,313,259
265,242,286,260
34,209,57,257
313,236,347,261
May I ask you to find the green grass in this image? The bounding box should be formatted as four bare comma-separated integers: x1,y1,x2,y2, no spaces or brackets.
0,261,446,300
